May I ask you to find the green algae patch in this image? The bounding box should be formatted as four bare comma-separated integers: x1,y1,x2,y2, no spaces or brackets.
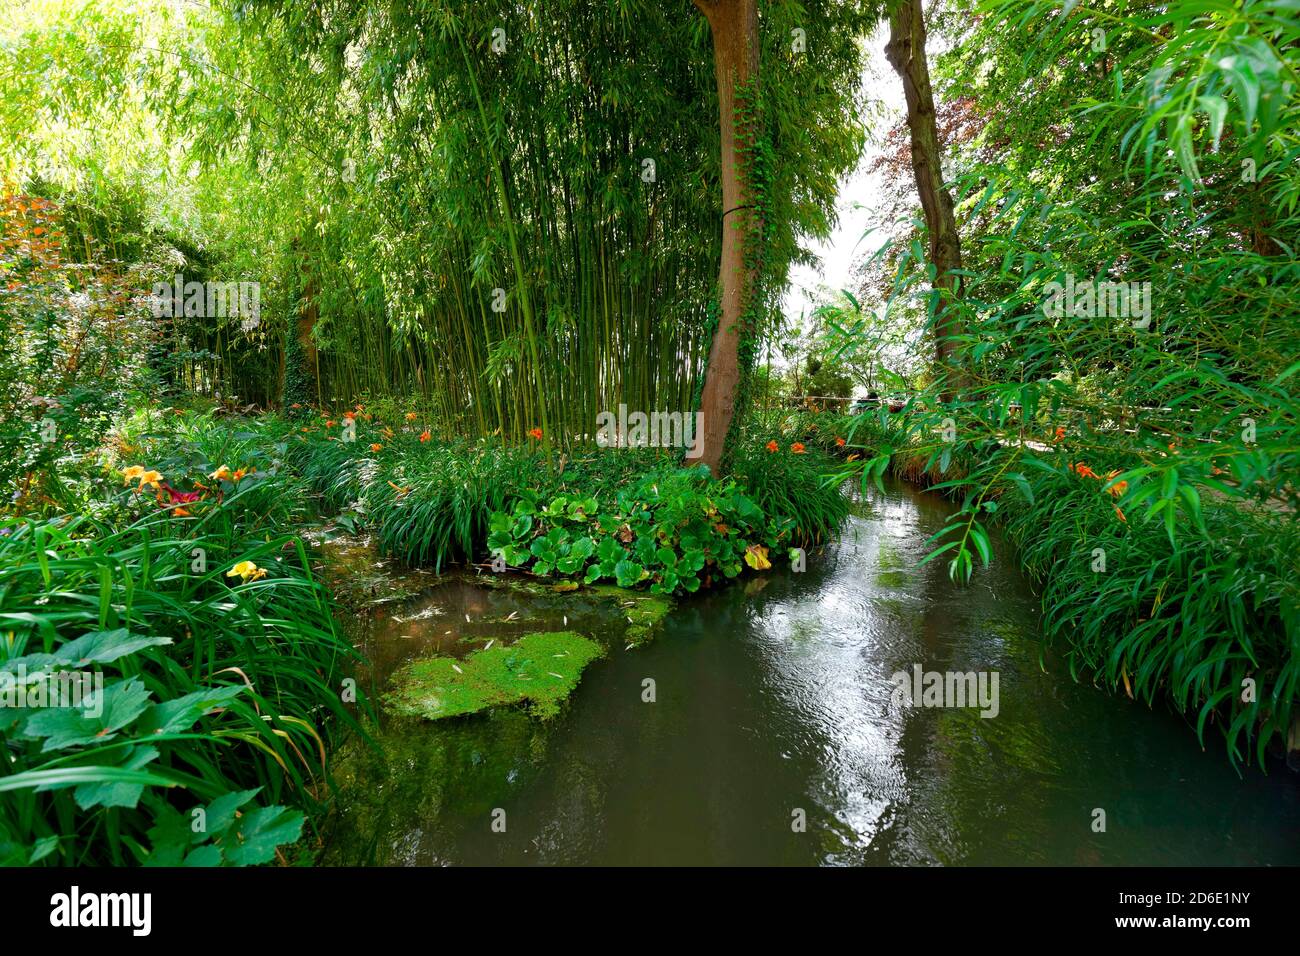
385,630,603,721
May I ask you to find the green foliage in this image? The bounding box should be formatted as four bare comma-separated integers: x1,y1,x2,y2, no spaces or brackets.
730,436,851,545
486,464,795,595
0,501,363,866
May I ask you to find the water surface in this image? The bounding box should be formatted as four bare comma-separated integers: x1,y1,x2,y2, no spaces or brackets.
323,480,1300,865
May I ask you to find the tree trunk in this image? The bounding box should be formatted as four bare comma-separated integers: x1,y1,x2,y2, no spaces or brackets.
885,0,967,400
686,0,760,475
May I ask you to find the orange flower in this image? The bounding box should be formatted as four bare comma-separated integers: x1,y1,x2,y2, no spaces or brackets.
1051,426,1065,443
1114,505,1126,522
765,440,779,453
173,507,193,518
370,443,383,452
835,437,846,447
387,480,411,496
381,426,394,439
342,411,355,421
791,442,806,454
325,420,336,427
419,429,431,443
1103,470,1127,497
1073,463,1098,479
528,427,543,440
405,412,418,421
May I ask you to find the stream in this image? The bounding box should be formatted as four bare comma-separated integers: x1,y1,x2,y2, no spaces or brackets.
321,478,1300,866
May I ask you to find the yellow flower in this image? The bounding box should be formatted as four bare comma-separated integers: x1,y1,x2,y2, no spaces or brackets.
137,470,162,491
121,465,145,486
226,560,267,582
209,465,232,481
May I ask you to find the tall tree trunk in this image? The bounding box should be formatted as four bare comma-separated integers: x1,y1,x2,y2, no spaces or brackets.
885,0,967,400
687,0,759,475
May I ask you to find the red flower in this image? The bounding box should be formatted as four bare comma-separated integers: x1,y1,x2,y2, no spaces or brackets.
765,440,779,453
528,427,543,440
835,437,846,447
791,442,806,454
160,482,202,504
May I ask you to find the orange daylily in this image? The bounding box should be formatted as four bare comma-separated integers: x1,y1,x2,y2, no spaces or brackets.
1051,426,1065,443
791,443,806,454
325,420,336,427
232,467,254,481
173,507,193,518
209,465,232,481
370,443,383,452
419,429,431,443
387,480,412,496
528,427,543,440
1104,470,1127,497
1072,463,1098,479
1114,505,1126,523
136,470,163,492
835,437,846,447
765,440,779,453
405,412,418,421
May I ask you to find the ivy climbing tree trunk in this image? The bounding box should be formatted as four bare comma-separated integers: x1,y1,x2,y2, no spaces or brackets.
687,0,760,476
885,0,967,401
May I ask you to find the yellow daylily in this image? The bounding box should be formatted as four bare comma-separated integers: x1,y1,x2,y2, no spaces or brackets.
121,465,145,486
209,465,232,481
137,470,163,491
226,560,267,582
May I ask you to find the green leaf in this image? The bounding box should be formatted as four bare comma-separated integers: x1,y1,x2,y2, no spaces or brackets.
22,678,152,751
222,804,304,866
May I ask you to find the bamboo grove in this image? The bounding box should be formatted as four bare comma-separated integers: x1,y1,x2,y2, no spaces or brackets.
0,0,875,448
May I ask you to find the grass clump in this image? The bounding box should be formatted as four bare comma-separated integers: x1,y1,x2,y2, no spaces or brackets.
385,631,604,721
